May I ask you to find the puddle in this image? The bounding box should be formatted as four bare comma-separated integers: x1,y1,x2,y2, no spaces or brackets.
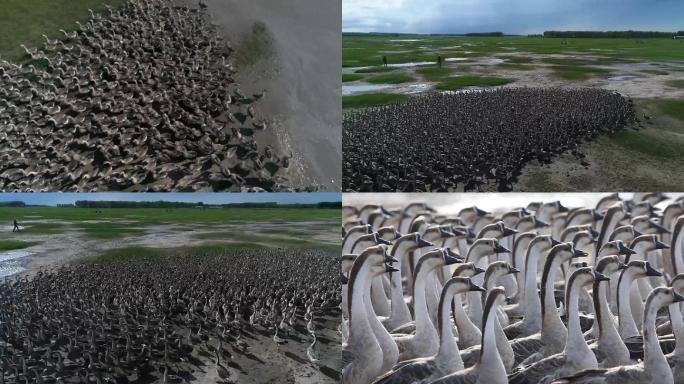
343,84,394,96
607,75,640,81
445,58,470,62
390,39,420,42
402,83,432,94
387,61,438,68
480,58,505,65
0,249,32,278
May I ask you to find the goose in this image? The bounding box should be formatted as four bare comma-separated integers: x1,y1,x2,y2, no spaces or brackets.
505,235,560,338
505,231,537,315
343,224,373,254
510,243,587,365
670,216,684,275
666,274,684,382
385,233,434,331
508,267,607,384
552,287,684,384
596,203,630,258
450,263,486,349
343,246,397,384
616,260,663,339
393,249,461,361
589,255,631,368
372,277,486,384
624,235,669,327
465,238,511,329
429,287,509,384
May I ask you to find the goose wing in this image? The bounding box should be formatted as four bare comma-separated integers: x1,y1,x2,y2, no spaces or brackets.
508,354,566,384
372,358,436,384
510,333,543,366
428,367,478,384
552,365,644,384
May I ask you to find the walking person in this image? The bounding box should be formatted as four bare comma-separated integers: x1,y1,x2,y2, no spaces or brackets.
12,219,20,232
437,55,442,68
382,55,388,67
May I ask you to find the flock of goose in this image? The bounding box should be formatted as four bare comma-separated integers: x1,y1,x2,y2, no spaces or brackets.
342,88,635,192
0,248,339,383
0,0,299,192
341,192,684,383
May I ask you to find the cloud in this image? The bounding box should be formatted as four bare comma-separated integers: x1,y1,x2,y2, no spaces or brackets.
342,0,684,34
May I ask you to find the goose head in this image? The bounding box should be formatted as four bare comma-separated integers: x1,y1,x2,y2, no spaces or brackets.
608,224,643,243
416,248,462,273
351,232,391,253
457,206,489,225
595,254,626,275
483,261,519,295
477,220,517,239
377,226,402,242
566,207,604,226
630,200,660,218
569,267,609,293
537,200,569,221
670,273,684,295
422,224,458,243
452,262,486,278
466,238,510,263
516,215,549,233
629,234,669,257
630,215,669,235
598,240,637,262
645,287,684,315
501,207,532,228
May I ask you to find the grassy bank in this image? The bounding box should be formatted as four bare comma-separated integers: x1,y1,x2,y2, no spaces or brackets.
0,0,127,61
343,92,408,109
0,240,39,251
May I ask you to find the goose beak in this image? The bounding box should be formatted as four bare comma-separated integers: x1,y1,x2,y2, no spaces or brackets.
558,202,569,212
618,242,637,256
655,240,670,250
505,297,515,305
475,207,489,217
494,244,511,254
673,290,684,303
385,254,399,264
534,218,549,228
645,262,663,277
633,228,643,237
502,226,518,237
394,230,402,239
573,247,588,258
592,210,605,221
444,250,461,265
468,280,486,292
340,273,349,285
381,206,394,217
508,266,520,274
618,262,629,270
439,228,456,238
589,228,600,239
451,227,467,236
473,266,486,275
385,264,399,273
594,270,610,282
417,237,433,248
551,237,561,247
649,221,670,234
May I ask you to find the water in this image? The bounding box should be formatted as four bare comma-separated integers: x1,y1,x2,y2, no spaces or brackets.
0,249,32,278
342,84,394,95
607,75,640,81
390,39,420,42
445,58,469,62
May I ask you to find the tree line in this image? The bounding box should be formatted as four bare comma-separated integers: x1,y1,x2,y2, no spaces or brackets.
543,30,677,38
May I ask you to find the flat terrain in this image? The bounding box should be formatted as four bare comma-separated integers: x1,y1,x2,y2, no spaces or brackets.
342,34,684,191
0,207,341,383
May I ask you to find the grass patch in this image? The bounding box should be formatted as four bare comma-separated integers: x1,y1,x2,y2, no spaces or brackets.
0,240,39,251
666,80,684,89
343,74,364,82
551,65,610,80
609,130,683,157
355,66,397,74
506,56,534,64
234,22,273,69
366,74,414,84
659,100,684,122
0,0,128,61
640,69,669,75
435,75,513,91
343,93,408,109
416,66,453,81
78,223,144,240
22,222,64,235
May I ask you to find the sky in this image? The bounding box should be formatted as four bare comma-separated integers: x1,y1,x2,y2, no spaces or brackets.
342,0,684,35
0,193,340,206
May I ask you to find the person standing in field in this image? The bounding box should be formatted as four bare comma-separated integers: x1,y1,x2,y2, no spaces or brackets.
382,55,388,67
437,55,442,68
12,219,20,232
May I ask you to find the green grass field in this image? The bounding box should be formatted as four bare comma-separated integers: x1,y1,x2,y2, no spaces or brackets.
0,240,38,251
435,75,513,91
366,74,414,84
667,80,684,89
0,0,127,61
342,92,409,109
416,66,454,80
343,34,684,67
343,73,365,82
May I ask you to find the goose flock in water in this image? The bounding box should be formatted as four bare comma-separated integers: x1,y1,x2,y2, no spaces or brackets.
0,249,338,383
0,0,299,192
342,88,635,192
341,192,684,383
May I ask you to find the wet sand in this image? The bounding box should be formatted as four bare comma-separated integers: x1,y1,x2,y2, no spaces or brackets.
195,0,342,191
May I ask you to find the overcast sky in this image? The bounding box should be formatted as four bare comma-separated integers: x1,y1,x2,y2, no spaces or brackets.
0,193,340,206
343,0,684,34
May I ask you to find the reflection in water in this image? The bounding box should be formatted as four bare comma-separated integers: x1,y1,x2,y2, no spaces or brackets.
0,249,31,278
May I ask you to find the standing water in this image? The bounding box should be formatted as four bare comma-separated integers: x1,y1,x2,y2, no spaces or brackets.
0,249,32,277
